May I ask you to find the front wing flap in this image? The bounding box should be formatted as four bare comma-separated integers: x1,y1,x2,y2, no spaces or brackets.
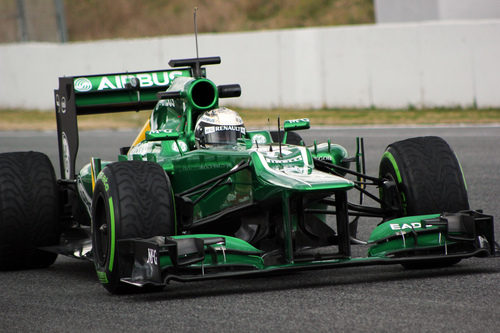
368,210,495,258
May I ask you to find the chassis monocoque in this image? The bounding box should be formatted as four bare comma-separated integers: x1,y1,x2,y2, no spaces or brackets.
0,56,496,294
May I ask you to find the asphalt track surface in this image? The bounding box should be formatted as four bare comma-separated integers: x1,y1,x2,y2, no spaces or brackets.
1,126,499,332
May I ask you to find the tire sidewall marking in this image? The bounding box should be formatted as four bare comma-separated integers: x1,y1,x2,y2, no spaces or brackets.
107,196,116,272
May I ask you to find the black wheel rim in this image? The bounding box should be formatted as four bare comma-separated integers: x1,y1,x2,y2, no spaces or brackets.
381,173,403,216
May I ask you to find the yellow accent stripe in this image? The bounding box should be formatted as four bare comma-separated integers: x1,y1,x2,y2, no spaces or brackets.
130,119,151,150
91,159,96,191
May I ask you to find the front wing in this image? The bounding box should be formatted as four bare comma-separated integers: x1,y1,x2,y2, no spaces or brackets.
117,210,496,287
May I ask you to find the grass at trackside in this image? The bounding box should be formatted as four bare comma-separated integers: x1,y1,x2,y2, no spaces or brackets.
0,109,150,131
1,108,500,131
236,107,500,127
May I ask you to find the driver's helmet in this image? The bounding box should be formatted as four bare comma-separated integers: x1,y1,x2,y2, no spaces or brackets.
195,107,246,148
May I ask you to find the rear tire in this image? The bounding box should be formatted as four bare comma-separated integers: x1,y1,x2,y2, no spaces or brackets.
379,136,469,269
0,152,59,270
91,161,175,294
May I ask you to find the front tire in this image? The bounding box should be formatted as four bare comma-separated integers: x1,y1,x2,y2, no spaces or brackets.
379,136,469,216
379,136,469,269
0,152,60,270
91,161,175,294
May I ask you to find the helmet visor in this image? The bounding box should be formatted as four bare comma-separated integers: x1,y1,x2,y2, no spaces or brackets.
204,125,246,145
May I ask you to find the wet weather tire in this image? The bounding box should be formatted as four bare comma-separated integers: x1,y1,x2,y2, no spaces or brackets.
379,136,469,269
91,161,175,294
0,152,59,270
379,136,469,216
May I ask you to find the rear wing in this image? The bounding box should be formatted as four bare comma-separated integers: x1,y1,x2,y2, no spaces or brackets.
54,68,192,179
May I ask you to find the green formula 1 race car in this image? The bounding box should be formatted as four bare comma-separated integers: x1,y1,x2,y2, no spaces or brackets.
0,56,497,294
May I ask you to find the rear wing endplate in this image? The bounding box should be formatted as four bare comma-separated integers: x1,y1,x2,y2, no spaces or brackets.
54,68,192,179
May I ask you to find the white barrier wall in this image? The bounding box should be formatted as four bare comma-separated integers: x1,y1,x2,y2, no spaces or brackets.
375,0,500,23
1,20,499,110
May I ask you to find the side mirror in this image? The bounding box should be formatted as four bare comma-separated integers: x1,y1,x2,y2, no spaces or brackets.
284,118,310,132
218,84,241,98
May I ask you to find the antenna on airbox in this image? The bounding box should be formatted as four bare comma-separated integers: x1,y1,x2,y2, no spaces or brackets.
278,116,282,158
194,7,199,59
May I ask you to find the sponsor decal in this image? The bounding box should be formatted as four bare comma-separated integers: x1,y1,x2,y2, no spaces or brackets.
160,99,176,108
390,222,422,230
97,173,109,192
171,141,188,152
199,115,217,124
205,126,246,135
55,94,60,112
128,142,160,156
263,148,306,170
315,155,333,162
74,78,92,92
146,248,158,265
73,70,190,92
266,156,303,164
252,134,267,144
149,129,173,134
61,132,70,178
96,270,109,283
199,109,244,125
61,96,67,113
196,160,234,170
97,73,169,90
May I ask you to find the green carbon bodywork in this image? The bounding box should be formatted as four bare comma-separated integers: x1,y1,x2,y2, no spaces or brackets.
79,141,353,224
158,234,265,269
367,214,447,257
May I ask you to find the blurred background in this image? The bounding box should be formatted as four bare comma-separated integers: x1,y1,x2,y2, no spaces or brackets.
0,0,374,43
1,0,499,128
4,0,500,43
